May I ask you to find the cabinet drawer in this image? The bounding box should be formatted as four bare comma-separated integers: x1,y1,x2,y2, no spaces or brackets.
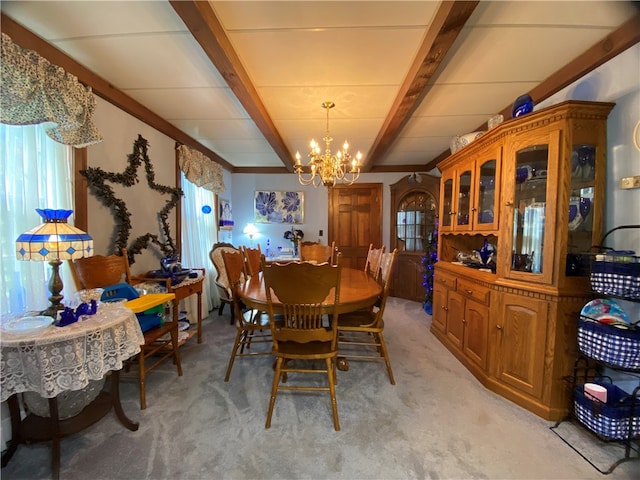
435,272,456,290
457,278,490,305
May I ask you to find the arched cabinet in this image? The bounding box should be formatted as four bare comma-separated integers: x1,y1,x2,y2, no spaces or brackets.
389,175,439,301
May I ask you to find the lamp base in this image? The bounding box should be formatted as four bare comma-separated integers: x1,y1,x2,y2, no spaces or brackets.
40,304,64,319
42,259,65,318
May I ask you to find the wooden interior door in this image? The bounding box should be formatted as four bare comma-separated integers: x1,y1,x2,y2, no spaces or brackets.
328,184,382,270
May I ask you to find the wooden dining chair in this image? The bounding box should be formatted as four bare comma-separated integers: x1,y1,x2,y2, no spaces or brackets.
209,242,240,325
364,243,386,280
222,249,273,382
298,240,336,265
337,248,398,384
71,248,182,409
262,255,343,430
242,244,262,277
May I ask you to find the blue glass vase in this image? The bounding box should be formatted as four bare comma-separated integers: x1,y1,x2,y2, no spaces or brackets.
512,94,534,118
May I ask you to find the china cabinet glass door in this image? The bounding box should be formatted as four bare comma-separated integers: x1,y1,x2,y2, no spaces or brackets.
503,130,559,284
475,158,499,231
566,143,596,275
456,169,472,230
441,175,454,231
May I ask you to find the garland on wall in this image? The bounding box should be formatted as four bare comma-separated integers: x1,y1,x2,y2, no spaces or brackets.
81,134,183,264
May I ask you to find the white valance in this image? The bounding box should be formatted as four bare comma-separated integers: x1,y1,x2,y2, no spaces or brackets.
0,33,102,148
177,144,225,193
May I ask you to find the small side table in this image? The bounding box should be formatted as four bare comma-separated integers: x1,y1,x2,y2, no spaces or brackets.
0,304,144,479
139,269,206,345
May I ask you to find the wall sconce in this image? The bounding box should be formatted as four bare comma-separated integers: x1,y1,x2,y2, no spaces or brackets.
243,223,258,246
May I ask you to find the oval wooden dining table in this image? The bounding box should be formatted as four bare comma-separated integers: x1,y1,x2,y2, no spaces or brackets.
240,267,382,314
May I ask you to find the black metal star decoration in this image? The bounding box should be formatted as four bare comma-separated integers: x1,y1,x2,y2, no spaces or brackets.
81,134,183,264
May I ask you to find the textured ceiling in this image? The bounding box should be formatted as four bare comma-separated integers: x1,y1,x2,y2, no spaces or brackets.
2,1,639,173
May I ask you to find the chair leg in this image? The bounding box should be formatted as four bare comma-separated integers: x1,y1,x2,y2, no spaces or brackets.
224,328,243,382
138,351,146,410
266,357,283,429
326,357,340,431
170,323,183,377
377,333,395,385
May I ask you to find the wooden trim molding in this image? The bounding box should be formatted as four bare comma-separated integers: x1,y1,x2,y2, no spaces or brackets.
364,1,480,171
73,148,88,232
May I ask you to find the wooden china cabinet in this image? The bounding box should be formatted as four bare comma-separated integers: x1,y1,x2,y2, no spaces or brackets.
431,100,614,421
389,175,439,301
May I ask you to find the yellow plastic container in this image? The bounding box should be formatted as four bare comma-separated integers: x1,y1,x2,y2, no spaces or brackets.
125,293,175,314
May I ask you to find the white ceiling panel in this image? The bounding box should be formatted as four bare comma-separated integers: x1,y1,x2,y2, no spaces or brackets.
472,1,638,27
415,82,540,117
1,1,185,39
172,119,265,140
433,26,616,85
52,34,229,89
228,27,426,87
124,87,250,120
258,85,397,120
212,1,438,30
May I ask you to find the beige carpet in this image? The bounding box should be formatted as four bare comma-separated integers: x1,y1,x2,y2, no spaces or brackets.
2,297,639,479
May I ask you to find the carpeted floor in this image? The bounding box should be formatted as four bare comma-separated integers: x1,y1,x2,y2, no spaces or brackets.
2,297,639,479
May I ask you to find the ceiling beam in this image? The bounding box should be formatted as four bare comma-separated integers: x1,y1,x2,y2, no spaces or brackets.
362,1,480,172
422,10,640,173
0,13,234,172
170,0,294,172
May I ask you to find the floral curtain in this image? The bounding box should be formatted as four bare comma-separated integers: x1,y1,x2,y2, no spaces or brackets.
0,32,102,148
177,144,225,193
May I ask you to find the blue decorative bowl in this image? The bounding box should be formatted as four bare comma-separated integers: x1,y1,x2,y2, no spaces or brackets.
512,94,534,118
569,203,579,223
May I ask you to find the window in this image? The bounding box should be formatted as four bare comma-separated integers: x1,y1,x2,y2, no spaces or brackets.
180,172,218,314
0,124,74,315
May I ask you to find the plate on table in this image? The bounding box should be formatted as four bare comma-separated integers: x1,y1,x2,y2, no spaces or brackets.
1,315,53,337
580,298,630,325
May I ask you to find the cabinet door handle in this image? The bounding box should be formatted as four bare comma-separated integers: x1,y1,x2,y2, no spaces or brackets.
496,324,502,330
505,201,513,207
471,207,477,212
462,319,467,324
448,211,456,215
442,306,448,311
465,289,473,295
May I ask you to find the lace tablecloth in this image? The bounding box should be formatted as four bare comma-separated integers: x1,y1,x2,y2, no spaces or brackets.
0,303,144,402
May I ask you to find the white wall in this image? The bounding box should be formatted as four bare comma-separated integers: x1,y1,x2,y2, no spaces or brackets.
86,97,180,276
227,171,436,253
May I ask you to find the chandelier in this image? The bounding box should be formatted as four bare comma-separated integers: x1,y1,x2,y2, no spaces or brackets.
294,101,362,187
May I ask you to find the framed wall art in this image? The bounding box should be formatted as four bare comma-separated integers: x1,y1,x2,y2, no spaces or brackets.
254,191,304,224
218,197,234,230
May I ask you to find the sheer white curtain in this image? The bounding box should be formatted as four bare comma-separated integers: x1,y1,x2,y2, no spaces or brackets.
180,172,220,320
0,124,75,315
